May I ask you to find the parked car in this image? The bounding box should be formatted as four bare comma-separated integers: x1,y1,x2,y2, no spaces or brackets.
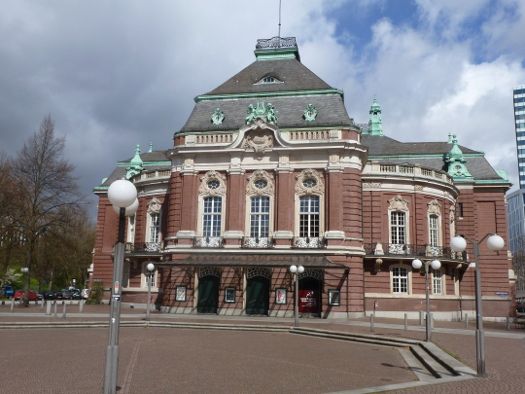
57,288,82,300
13,290,40,302
41,291,58,300
516,302,525,316
1,285,14,298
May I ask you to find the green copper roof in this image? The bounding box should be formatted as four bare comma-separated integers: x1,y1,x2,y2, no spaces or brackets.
445,135,473,179
126,145,144,179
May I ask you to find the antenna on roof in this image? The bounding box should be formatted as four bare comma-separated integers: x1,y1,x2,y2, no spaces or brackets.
278,0,282,43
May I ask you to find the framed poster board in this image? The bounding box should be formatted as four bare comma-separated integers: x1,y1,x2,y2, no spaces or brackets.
175,286,186,302
275,288,287,304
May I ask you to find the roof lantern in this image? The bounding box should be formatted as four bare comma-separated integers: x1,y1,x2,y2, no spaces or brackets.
126,144,144,179
254,36,300,61
366,98,383,136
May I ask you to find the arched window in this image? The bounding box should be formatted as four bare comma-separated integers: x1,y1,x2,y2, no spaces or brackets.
198,171,226,244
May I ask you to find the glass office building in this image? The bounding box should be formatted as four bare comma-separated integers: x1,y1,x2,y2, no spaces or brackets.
515,85,525,188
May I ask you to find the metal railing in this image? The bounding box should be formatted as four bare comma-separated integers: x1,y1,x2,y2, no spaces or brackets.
125,242,163,254
193,236,223,248
293,237,326,249
242,237,274,249
365,243,464,260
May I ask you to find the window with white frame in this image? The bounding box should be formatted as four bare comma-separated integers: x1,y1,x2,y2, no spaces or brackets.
390,211,406,244
429,214,439,247
299,195,320,237
392,266,408,294
432,270,444,295
203,196,222,237
127,215,135,243
148,213,161,243
250,196,270,238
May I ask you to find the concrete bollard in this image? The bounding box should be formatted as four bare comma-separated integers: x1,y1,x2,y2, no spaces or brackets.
430,313,434,328
370,313,375,332
419,311,424,326
465,313,469,328
62,302,67,318
46,301,52,315
506,316,511,330
10,298,14,312
79,300,84,313
404,313,408,330
53,301,58,317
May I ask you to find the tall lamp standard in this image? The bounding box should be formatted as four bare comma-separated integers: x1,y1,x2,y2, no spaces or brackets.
21,267,29,307
104,179,138,394
145,262,155,321
289,264,304,327
411,259,441,341
450,233,505,377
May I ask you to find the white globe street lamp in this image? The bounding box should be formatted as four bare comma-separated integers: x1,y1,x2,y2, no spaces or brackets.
104,179,138,394
411,259,441,341
146,262,155,322
449,233,505,376
289,264,304,328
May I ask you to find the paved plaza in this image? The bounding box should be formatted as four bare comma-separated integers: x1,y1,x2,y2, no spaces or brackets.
1,303,525,393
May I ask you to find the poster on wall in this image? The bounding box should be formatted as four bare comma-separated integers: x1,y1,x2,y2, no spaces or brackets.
175,286,186,302
275,288,287,304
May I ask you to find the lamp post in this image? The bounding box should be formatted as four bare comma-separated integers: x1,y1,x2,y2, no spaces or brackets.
289,264,304,327
104,179,138,394
411,258,441,341
21,267,29,307
145,262,155,321
450,233,505,376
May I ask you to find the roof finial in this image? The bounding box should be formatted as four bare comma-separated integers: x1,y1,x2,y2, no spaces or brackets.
126,144,144,179
445,135,472,179
278,0,282,42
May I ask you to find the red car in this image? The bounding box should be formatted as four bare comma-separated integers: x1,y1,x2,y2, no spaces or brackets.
13,290,40,301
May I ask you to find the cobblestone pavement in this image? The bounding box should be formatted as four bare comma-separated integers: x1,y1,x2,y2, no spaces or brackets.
1,304,525,393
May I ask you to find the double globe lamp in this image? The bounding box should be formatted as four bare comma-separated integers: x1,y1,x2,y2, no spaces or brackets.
104,179,138,394
289,264,304,327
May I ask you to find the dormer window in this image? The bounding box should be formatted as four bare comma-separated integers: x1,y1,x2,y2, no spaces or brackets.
254,75,283,85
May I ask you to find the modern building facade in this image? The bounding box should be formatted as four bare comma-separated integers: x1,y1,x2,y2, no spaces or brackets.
93,37,512,319
514,85,525,189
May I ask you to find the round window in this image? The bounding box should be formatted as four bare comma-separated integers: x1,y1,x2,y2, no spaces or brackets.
207,179,220,190
254,179,268,189
302,177,317,188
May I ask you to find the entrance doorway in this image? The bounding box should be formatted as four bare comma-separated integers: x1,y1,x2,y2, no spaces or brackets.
197,275,219,313
246,276,270,315
299,277,322,316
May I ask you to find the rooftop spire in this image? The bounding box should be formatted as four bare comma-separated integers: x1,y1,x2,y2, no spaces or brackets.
126,144,144,179
367,98,383,136
445,135,472,179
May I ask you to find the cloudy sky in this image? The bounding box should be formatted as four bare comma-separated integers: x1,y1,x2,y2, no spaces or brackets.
1,0,524,219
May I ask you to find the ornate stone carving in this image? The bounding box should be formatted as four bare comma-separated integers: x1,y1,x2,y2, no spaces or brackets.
199,170,226,197
241,129,274,153
295,169,324,195
303,104,318,122
247,266,272,279
427,199,441,216
363,182,381,189
245,102,278,125
210,108,225,125
246,170,274,196
388,195,409,212
147,197,162,213
198,266,221,278
415,185,424,191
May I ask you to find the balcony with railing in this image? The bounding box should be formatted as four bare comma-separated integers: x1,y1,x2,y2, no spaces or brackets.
242,237,274,249
365,242,464,260
193,236,223,248
125,242,163,255
293,237,326,249
363,163,454,185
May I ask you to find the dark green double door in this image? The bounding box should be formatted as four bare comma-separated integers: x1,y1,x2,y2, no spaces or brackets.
197,276,219,313
246,276,269,315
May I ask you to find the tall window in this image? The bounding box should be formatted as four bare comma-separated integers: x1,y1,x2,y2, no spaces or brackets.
203,196,222,237
149,213,160,243
433,270,443,295
392,266,408,294
429,214,439,247
127,215,135,243
299,195,320,237
250,196,270,238
390,211,406,244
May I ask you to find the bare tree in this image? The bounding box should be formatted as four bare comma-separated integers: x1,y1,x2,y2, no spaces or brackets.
10,116,82,300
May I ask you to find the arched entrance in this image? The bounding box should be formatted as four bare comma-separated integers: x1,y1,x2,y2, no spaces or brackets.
298,269,323,316
197,267,220,313
245,267,271,315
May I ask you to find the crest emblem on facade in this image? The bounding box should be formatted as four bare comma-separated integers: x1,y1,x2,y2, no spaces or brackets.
241,130,274,153
303,104,318,122
245,102,278,125
210,108,225,125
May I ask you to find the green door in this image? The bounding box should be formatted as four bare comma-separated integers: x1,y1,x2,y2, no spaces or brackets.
197,276,219,313
246,276,269,315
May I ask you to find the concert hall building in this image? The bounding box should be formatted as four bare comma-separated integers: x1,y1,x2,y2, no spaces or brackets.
92,37,512,320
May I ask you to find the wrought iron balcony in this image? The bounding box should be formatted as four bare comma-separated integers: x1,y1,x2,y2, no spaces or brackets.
242,237,273,249
293,237,325,249
193,236,223,248
365,243,464,260
125,242,163,254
